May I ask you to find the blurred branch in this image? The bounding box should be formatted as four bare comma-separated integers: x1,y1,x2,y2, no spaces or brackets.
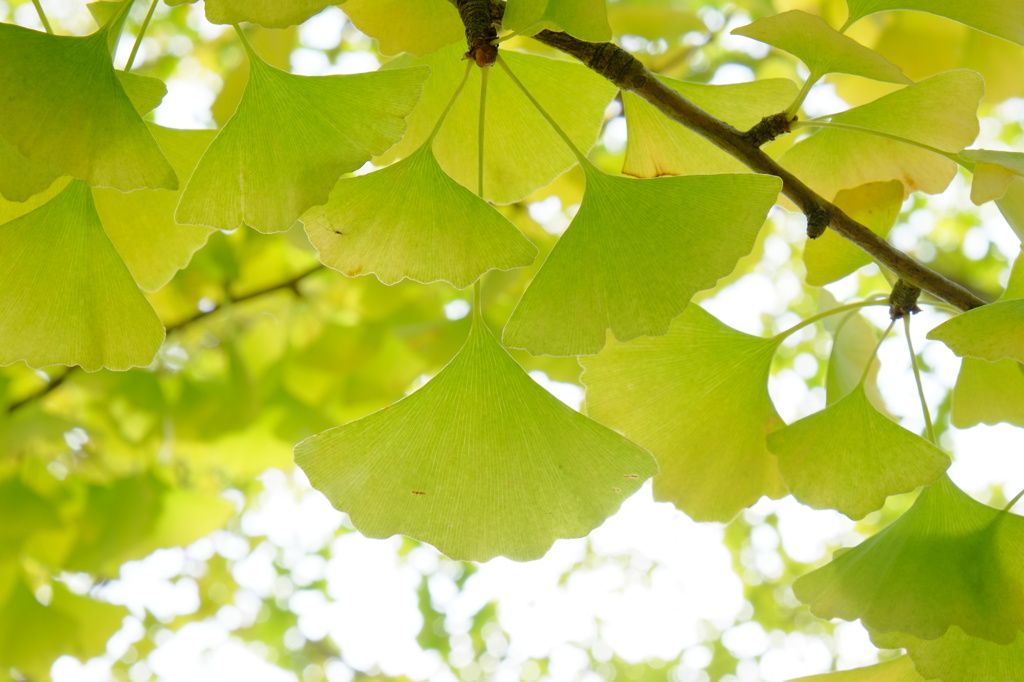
4,264,327,415
451,0,987,312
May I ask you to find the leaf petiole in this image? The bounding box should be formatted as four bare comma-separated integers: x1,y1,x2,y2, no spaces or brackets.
425,60,474,146
792,119,966,166
773,297,888,343
124,0,159,72
785,73,819,119
859,319,895,387
903,315,936,443
31,0,53,33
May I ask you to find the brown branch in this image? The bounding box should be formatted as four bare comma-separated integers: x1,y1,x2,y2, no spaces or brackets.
4,264,326,415
453,0,987,312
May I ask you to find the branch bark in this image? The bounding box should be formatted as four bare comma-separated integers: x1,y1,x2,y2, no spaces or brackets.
452,0,987,312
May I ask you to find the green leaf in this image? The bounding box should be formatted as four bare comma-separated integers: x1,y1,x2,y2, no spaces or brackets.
995,176,1024,241
872,627,1024,682
767,384,949,519
0,136,59,203
381,45,617,204
622,77,799,178
175,45,429,233
787,657,924,682
804,181,904,286
204,0,339,28
502,0,612,41
927,299,1024,363
302,144,537,287
580,305,787,522
117,71,168,116
503,169,782,356
0,24,176,191
0,580,127,678
780,70,984,200
339,0,463,56
94,125,216,291
793,475,1024,644
732,10,911,83
0,180,165,371
960,149,1024,204
844,0,1024,47
821,299,887,409
295,316,657,561
951,358,1024,428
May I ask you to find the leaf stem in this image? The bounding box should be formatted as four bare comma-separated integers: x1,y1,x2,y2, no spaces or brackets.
233,24,258,60
859,319,895,386
903,315,936,443
124,0,159,71
792,120,966,166
478,64,489,197
1005,488,1024,512
495,53,591,168
773,298,888,343
785,73,819,119
31,0,53,33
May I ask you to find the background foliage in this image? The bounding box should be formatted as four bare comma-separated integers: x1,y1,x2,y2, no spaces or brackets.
1,0,1023,681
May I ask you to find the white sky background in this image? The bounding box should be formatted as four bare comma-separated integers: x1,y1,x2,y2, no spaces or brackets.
8,2,1024,681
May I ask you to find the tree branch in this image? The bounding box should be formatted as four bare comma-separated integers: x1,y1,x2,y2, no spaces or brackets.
455,0,987,312
3,264,326,414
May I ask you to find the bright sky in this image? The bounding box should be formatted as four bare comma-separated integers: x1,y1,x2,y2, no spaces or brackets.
14,2,1024,681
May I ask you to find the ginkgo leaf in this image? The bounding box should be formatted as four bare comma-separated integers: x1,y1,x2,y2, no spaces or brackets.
204,0,338,28
0,137,59,203
780,70,984,200
580,305,787,522
502,0,612,41
793,474,1024,644
381,45,617,204
927,300,1024,363
787,657,924,682
996,177,1024,241
0,23,176,191
623,77,799,178
0,181,165,371
844,0,1024,47
303,144,537,287
176,43,429,233
93,126,216,291
117,71,167,116
732,10,911,84
951,358,1024,428
339,0,463,56
960,149,1024,204
294,316,658,562
872,627,1024,682
767,384,949,519
503,169,782,356
804,181,903,286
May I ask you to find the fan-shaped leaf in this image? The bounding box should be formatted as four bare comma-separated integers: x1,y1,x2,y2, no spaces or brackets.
295,317,657,561
804,181,903,286
768,384,949,519
780,70,984,200
204,0,338,28
844,0,1024,47
503,169,782,356
93,126,216,291
381,45,617,204
951,358,1024,428
580,305,787,522
793,474,1024,643
117,71,167,116
732,10,910,84
872,627,1024,682
961,149,1024,204
502,0,612,41
928,299,1024,363
996,177,1024,241
0,181,164,371
303,144,536,287
340,0,463,56
0,137,59,203
176,46,428,233
0,24,176,191
623,77,799,178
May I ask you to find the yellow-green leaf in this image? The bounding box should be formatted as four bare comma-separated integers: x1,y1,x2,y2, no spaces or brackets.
340,0,463,56
793,475,1024,644
732,10,910,83
502,0,612,41
0,181,165,371
951,358,1024,428
381,45,617,204
768,384,949,519
0,136,59,203
176,45,429,233
804,180,904,285
0,24,176,191
580,305,787,522
205,0,339,28
845,0,1024,47
872,627,1024,682
787,657,924,682
295,316,657,561
623,77,799,178
303,144,536,287
960,149,1024,204
503,169,782,356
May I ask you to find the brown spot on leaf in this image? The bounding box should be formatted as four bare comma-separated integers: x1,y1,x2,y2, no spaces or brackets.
623,474,639,479
412,490,426,495
612,487,621,493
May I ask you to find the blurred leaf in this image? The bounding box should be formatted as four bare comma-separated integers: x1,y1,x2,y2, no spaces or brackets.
787,656,924,681
872,627,1024,682
844,0,1024,47
502,0,612,41
340,0,463,55
204,0,339,28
